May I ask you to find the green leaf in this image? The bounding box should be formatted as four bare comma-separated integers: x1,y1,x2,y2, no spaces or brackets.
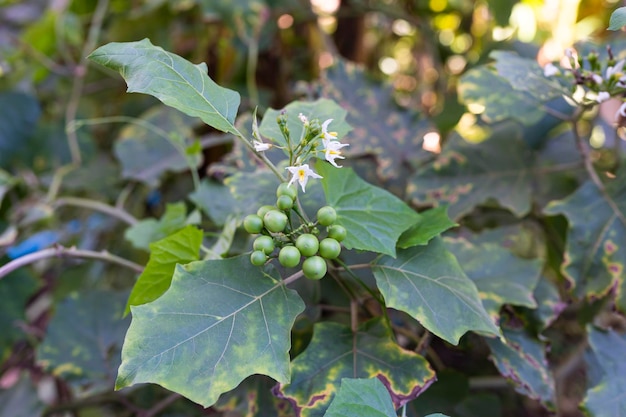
609,7,626,30
189,179,240,225
0,268,39,359
407,126,536,220
259,99,352,149
226,169,281,216
36,291,130,393
323,378,397,417
372,238,499,345
125,225,203,313
125,202,197,251
458,67,545,125
398,206,457,249
276,318,435,417
484,327,555,408
321,60,433,179
116,255,305,407
203,215,238,260
88,39,240,134
0,375,45,417
583,326,626,416
491,51,570,104
444,237,542,319
317,162,419,257
114,105,201,187
544,174,626,310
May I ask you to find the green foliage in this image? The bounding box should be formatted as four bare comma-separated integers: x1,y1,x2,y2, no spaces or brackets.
88,39,241,134
373,238,499,345
318,162,418,257
116,255,305,407
3,3,626,416
323,378,397,417
608,7,626,30
37,291,130,394
125,225,203,312
583,326,626,416
276,319,435,417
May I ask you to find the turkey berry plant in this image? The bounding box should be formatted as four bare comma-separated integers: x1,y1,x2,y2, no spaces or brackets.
3,5,626,417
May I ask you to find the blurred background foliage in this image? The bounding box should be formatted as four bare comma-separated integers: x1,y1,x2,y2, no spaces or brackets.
0,0,624,416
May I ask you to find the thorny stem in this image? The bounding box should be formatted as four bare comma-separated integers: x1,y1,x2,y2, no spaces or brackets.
0,245,144,280
65,0,110,166
53,196,138,225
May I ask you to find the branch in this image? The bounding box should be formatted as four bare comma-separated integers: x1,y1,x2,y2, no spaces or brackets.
0,245,143,280
53,197,138,225
64,0,110,165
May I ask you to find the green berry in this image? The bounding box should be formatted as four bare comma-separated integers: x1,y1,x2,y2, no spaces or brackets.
278,246,301,268
317,206,337,226
250,250,267,266
253,236,275,255
263,210,288,233
302,256,327,280
257,205,276,219
327,225,347,242
296,233,319,257
243,214,264,234
277,183,297,200
319,238,341,259
276,195,294,211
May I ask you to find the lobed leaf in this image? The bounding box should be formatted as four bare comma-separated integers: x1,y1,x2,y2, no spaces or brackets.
0,268,39,360
484,327,555,408
544,173,626,311
88,39,240,134
276,318,435,417
372,238,499,345
318,162,419,257
125,225,203,313
116,255,305,407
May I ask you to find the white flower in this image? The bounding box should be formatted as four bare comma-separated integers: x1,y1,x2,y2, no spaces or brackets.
596,91,611,103
298,113,309,126
591,73,603,85
606,59,625,80
616,101,626,121
321,119,338,141
253,140,271,152
543,63,559,77
323,138,350,168
286,164,322,192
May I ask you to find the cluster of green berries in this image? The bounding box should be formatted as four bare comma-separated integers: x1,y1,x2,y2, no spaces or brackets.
243,183,346,280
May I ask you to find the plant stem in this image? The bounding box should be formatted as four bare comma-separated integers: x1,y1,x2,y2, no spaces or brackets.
53,196,138,225
64,0,110,166
246,36,260,109
0,245,143,280
571,119,626,226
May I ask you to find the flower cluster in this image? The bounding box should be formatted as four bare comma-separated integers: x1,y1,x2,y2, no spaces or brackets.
542,47,626,119
252,112,349,192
